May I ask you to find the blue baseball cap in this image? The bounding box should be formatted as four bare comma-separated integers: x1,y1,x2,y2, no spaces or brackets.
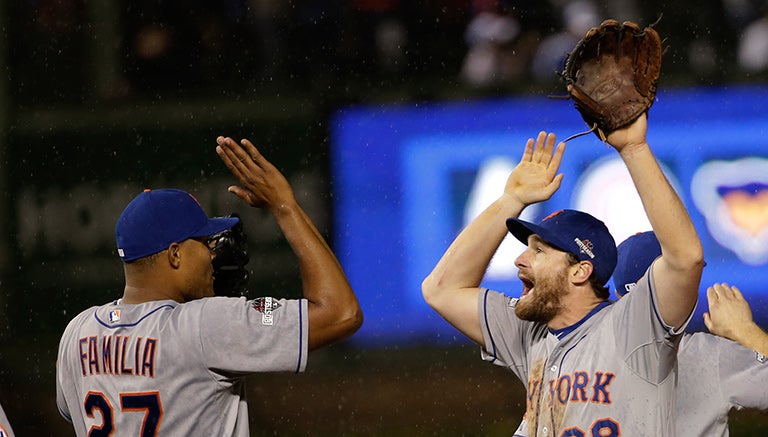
506,209,618,285
612,231,661,297
116,189,240,262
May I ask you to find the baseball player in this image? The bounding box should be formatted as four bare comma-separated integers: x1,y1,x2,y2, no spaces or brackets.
513,231,768,436
616,231,768,436
0,404,13,437
55,136,363,436
422,114,704,436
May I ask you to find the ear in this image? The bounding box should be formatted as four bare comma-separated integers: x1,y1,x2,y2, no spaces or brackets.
571,260,594,285
166,242,182,269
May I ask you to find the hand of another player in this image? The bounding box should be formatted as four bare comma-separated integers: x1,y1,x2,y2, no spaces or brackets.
503,131,565,207
606,113,648,154
216,136,296,210
703,283,757,343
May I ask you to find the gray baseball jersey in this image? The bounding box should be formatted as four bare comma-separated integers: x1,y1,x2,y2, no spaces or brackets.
0,403,13,437
480,267,689,436
56,295,308,436
512,328,768,436
675,332,768,436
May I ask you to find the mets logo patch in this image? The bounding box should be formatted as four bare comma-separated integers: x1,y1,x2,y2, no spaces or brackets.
108,309,121,323
692,157,768,265
251,297,281,326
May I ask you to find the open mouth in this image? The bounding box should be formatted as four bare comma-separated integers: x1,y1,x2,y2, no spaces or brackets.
519,275,534,298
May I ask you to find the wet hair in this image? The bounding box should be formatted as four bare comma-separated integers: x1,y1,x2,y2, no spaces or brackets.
566,252,610,300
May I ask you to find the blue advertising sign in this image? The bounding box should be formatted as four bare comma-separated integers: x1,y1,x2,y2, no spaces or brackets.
331,85,768,347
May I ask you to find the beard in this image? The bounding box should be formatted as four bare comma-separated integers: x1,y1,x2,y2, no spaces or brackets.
515,265,569,323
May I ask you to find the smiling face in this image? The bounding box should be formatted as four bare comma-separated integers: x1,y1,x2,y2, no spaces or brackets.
513,235,573,323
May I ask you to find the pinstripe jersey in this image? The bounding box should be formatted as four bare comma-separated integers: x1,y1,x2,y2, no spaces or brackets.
480,267,689,436
56,295,308,436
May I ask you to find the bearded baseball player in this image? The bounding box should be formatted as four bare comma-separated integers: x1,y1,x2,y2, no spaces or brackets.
423,113,704,436
55,137,363,435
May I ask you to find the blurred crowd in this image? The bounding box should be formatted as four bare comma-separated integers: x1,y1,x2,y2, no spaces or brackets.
7,0,768,104
461,0,768,87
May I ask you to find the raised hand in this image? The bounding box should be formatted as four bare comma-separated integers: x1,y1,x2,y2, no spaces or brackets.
704,283,755,341
504,131,566,207
215,136,295,211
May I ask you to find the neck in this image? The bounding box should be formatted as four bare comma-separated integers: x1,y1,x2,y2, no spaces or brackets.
547,292,605,330
121,285,182,304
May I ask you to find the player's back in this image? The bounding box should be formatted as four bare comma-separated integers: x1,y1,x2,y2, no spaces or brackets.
56,296,307,436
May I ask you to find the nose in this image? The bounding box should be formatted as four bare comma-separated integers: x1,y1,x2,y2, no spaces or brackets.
514,248,530,270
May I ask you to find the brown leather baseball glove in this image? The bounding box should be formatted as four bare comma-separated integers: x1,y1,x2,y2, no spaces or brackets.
561,19,662,141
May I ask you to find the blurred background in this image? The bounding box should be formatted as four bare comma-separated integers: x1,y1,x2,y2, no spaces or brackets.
2,0,768,435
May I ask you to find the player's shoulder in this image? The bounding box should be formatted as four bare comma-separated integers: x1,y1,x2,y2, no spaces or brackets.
682,331,768,368
174,296,255,320
188,295,248,310
59,301,115,343
681,331,737,348
64,301,114,326
680,331,741,358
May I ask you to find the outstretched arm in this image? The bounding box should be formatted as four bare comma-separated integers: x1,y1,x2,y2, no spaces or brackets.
606,115,704,329
422,132,565,344
704,283,768,357
216,136,363,350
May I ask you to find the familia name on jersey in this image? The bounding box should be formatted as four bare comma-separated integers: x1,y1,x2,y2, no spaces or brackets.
77,334,158,378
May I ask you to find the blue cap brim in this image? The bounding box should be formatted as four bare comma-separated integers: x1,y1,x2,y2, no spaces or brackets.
191,216,240,238
506,218,570,253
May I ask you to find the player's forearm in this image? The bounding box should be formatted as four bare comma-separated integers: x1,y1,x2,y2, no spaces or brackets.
730,322,768,358
421,194,522,345
621,144,704,324
621,145,702,264
423,194,523,296
271,200,363,349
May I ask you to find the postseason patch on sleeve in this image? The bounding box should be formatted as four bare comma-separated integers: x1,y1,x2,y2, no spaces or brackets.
250,297,282,326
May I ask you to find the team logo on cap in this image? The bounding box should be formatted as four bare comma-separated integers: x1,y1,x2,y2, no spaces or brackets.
575,238,595,259
692,157,768,265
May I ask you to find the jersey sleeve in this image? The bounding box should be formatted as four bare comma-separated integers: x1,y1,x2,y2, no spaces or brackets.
479,289,542,380
197,296,309,375
55,361,72,423
612,264,690,383
55,312,84,425
717,335,768,410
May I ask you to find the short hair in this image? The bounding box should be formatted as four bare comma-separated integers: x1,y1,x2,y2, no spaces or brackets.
126,250,164,269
